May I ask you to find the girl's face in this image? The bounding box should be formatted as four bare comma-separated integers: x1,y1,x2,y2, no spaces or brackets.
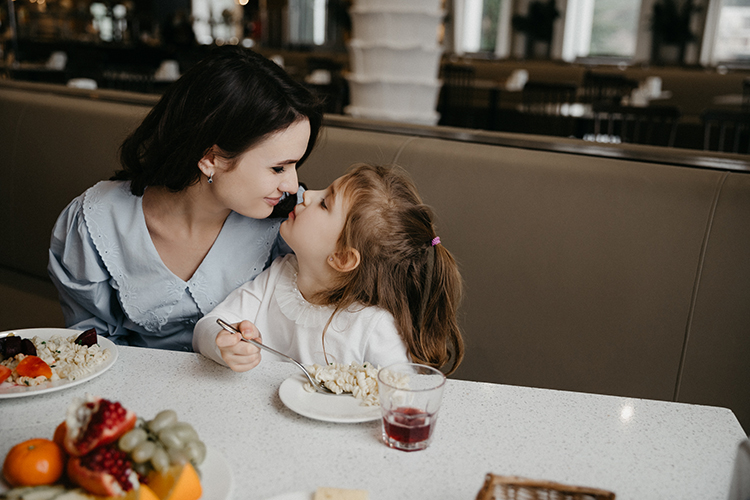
209,119,310,219
280,177,349,264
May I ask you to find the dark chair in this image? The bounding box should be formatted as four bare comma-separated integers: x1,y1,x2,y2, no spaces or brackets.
521,81,578,114
701,109,750,154
438,63,475,128
592,103,681,147
580,70,638,106
742,78,750,112
519,81,579,137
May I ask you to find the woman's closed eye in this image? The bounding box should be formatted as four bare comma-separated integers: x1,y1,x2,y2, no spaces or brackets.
272,166,286,174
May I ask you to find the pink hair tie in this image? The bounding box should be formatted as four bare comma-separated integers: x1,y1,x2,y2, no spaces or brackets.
431,236,441,246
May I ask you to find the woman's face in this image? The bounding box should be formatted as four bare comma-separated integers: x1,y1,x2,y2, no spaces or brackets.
211,118,311,219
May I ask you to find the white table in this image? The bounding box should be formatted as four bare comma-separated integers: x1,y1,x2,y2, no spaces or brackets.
1,345,746,500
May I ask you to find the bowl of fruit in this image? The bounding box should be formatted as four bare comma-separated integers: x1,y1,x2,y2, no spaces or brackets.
2,394,212,500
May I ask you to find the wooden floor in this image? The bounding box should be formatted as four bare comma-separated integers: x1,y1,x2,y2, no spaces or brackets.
0,267,64,333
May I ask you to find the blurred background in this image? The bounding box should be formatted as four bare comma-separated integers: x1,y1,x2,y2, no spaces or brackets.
2,0,750,151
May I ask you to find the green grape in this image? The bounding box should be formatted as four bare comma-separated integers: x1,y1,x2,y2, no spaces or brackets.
147,409,178,434
150,445,170,472
172,422,199,442
118,428,148,452
158,427,183,449
166,446,189,466
185,440,207,465
132,461,151,478
132,440,157,463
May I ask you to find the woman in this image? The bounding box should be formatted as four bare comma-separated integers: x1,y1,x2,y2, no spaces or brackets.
48,45,323,351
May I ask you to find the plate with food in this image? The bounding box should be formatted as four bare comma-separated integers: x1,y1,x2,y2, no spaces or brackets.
278,362,382,423
0,328,117,399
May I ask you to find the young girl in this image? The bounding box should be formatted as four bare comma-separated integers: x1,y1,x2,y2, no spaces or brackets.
193,164,464,375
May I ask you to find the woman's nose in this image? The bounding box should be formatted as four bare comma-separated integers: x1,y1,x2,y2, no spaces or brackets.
280,168,299,194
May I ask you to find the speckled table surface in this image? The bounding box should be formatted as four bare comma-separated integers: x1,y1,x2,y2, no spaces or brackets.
1,343,746,500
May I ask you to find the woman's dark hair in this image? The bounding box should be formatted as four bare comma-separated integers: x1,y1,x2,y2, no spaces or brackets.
113,45,324,212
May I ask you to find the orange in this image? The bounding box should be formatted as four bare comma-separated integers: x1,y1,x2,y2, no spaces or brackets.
52,421,67,450
147,463,202,500
2,438,65,487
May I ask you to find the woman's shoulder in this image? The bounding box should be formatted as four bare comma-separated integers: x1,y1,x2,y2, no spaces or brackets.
83,180,136,208
51,181,134,240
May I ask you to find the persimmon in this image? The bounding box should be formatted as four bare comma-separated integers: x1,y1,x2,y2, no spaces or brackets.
0,365,11,384
147,463,202,500
2,438,65,487
16,355,52,379
124,484,161,500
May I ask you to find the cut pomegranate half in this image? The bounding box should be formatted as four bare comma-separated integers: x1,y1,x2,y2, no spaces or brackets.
63,395,137,457
67,444,139,496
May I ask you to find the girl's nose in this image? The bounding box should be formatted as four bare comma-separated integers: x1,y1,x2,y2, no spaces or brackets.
280,168,299,194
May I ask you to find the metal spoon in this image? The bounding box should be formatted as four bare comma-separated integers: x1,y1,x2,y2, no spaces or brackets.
216,318,338,395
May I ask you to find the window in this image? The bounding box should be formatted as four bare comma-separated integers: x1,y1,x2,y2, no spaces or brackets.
287,0,327,46
192,0,242,45
561,0,641,61
709,0,750,64
454,0,512,56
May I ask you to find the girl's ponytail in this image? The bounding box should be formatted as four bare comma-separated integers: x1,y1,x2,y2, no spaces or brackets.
411,236,464,375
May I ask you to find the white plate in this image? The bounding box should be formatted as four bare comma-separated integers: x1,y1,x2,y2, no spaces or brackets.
201,447,233,500
0,328,118,399
278,374,381,423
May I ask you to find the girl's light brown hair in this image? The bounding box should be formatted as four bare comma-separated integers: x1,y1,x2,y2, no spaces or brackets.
314,163,464,375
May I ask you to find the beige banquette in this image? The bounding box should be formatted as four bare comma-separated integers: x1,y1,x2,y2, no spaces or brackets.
1,79,749,433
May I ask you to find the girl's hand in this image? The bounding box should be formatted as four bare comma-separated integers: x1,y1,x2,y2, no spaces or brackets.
216,320,262,372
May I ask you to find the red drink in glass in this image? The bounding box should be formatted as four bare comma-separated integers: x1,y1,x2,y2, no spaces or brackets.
377,362,445,452
382,406,435,451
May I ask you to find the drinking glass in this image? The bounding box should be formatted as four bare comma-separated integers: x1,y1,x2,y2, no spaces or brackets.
377,362,446,452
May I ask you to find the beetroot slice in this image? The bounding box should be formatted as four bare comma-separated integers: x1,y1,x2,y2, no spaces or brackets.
75,328,98,347
20,338,37,356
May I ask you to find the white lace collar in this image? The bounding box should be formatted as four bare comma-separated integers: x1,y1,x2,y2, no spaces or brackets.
274,256,343,329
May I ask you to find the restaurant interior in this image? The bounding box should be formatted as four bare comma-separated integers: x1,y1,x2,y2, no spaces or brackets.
1,1,749,497
2,0,750,152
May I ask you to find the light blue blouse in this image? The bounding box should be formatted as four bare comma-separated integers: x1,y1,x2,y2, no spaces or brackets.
48,180,288,351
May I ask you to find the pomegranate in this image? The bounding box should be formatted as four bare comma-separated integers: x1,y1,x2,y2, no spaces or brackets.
63,395,137,457
67,444,139,496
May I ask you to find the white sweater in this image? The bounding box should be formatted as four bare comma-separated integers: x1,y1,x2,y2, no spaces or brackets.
193,254,410,368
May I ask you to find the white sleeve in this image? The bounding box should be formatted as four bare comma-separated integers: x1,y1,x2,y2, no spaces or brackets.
193,260,275,366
